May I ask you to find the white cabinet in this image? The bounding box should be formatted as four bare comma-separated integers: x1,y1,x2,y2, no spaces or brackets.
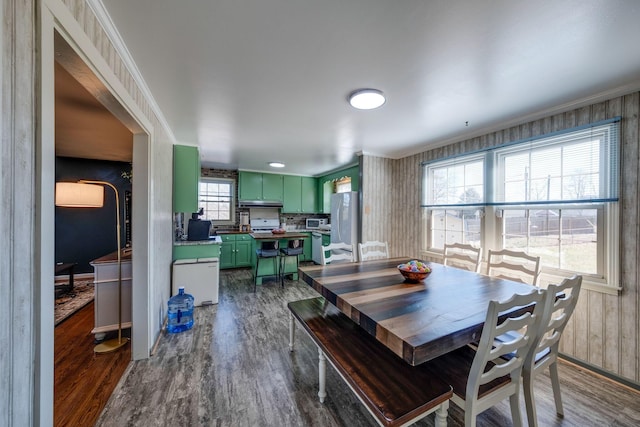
90,249,132,338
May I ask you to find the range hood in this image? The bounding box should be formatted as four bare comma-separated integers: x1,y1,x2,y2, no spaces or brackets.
238,199,283,208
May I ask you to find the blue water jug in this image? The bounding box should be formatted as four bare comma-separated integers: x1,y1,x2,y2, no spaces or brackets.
167,287,194,333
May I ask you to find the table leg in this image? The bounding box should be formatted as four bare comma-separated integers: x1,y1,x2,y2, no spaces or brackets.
434,400,449,427
289,312,295,352
318,348,327,403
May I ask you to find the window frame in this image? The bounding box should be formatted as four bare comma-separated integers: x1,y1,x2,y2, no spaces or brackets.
421,119,621,293
199,177,236,226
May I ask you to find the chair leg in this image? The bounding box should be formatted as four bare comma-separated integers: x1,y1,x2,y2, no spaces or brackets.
523,369,538,427
549,361,564,417
509,389,523,427
254,257,259,292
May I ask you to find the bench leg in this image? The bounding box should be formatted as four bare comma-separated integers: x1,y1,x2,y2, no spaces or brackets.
435,400,449,427
318,348,327,403
289,312,295,352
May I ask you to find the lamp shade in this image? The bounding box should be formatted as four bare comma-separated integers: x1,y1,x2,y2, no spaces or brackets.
55,182,104,207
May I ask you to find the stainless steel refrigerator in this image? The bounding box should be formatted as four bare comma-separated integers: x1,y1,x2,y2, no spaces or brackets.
330,191,358,260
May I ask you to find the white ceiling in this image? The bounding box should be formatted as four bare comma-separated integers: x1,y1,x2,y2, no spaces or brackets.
96,0,640,176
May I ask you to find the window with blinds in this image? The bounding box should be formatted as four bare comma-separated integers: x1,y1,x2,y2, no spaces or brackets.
422,118,620,289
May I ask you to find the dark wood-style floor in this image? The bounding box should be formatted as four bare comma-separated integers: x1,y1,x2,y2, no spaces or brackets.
54,301,131,427
92,268,640,427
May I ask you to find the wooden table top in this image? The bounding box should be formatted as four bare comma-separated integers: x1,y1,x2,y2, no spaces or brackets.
298,257,536,365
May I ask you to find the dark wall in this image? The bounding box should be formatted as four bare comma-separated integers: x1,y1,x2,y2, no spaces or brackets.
55,157,132,273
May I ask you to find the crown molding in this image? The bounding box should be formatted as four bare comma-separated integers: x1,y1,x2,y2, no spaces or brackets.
87,0,176,144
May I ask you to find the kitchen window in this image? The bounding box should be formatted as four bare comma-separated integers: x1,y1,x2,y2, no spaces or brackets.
199,178,235,225
422,118,620,291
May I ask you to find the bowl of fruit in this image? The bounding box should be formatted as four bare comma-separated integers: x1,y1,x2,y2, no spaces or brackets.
397,260,431,283
271,228,286,235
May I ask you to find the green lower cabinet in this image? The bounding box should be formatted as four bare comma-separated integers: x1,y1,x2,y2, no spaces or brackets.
301,234,311,261
220,234,253,269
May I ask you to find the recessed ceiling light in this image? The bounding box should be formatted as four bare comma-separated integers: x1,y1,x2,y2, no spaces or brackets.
348,89,385,110
269,162,285,168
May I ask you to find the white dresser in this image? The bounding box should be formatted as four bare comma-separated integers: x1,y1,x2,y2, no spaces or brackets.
90,248,132,339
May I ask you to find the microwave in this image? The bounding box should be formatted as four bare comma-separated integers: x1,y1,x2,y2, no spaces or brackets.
306,218,327,229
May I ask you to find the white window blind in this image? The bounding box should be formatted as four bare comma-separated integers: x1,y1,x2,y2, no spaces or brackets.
493,122,619,206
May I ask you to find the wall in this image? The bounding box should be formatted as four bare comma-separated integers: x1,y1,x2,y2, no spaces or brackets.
55,157,132,273
1,0,175,423
362,92,640,385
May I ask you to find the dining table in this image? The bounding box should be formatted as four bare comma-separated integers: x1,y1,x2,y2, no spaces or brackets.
297,257,537,366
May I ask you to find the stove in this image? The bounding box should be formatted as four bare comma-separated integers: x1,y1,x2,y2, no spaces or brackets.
250,217,280,233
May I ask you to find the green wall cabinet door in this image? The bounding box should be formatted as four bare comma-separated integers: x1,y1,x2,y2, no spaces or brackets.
301,177,317,213
173,145,200,212
262,174,284,200
239,171,263,200
283,175,302,212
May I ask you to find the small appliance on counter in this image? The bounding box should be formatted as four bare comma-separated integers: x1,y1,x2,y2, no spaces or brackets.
187,209,212,241
239,211,250,232
306,218,328,229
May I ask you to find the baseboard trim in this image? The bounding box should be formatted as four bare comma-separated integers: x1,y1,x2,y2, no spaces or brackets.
559,353,640,392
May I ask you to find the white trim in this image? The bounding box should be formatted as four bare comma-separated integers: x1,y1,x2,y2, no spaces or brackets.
87,0,176,144
37,6,57,425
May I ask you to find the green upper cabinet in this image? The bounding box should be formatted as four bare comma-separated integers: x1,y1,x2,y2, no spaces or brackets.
283,175,302,212
238,171,263,200
262,174,284,200
318,165,359,213
239,171,284,201
283,176,318,213
173,145,200,212
301,177,317,213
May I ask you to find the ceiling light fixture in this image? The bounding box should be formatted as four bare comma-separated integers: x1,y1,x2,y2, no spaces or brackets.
269,162,285,168
348,88,386,110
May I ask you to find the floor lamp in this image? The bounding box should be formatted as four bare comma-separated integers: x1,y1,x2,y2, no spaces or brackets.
55,180,130,353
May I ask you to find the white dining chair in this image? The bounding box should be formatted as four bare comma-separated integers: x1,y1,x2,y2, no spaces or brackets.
358,241,389,261
426,289,546,427
442,243,482,273
523,275,582,427
320,242,354,265
487,249,541,286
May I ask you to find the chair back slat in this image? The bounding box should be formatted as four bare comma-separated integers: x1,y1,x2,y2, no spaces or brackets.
443,243,482,273
487,249,541,285
358,241,389,261
321,242,354,265
528,275,582,363
470,290,545,394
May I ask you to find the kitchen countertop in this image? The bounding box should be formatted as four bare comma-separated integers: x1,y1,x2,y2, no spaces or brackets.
174,236,223,246
250,232,308,240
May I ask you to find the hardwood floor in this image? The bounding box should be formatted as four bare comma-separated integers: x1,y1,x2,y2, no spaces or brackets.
96,269,640,426
54,301,131,427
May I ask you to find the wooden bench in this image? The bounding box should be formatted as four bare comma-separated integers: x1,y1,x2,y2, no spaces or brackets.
288,297,452,427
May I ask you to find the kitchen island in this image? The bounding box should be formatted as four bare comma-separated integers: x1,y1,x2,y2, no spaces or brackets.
251,232,308,285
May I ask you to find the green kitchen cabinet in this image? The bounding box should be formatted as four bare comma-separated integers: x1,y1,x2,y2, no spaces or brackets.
262,173,284,200
173,145,200,212
283,175,302,212
238,171,263,200
283,176,317,213
301,233,311,261
239,171,284,201
219,234,253,269
301,177,317,213
234,237,253,266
